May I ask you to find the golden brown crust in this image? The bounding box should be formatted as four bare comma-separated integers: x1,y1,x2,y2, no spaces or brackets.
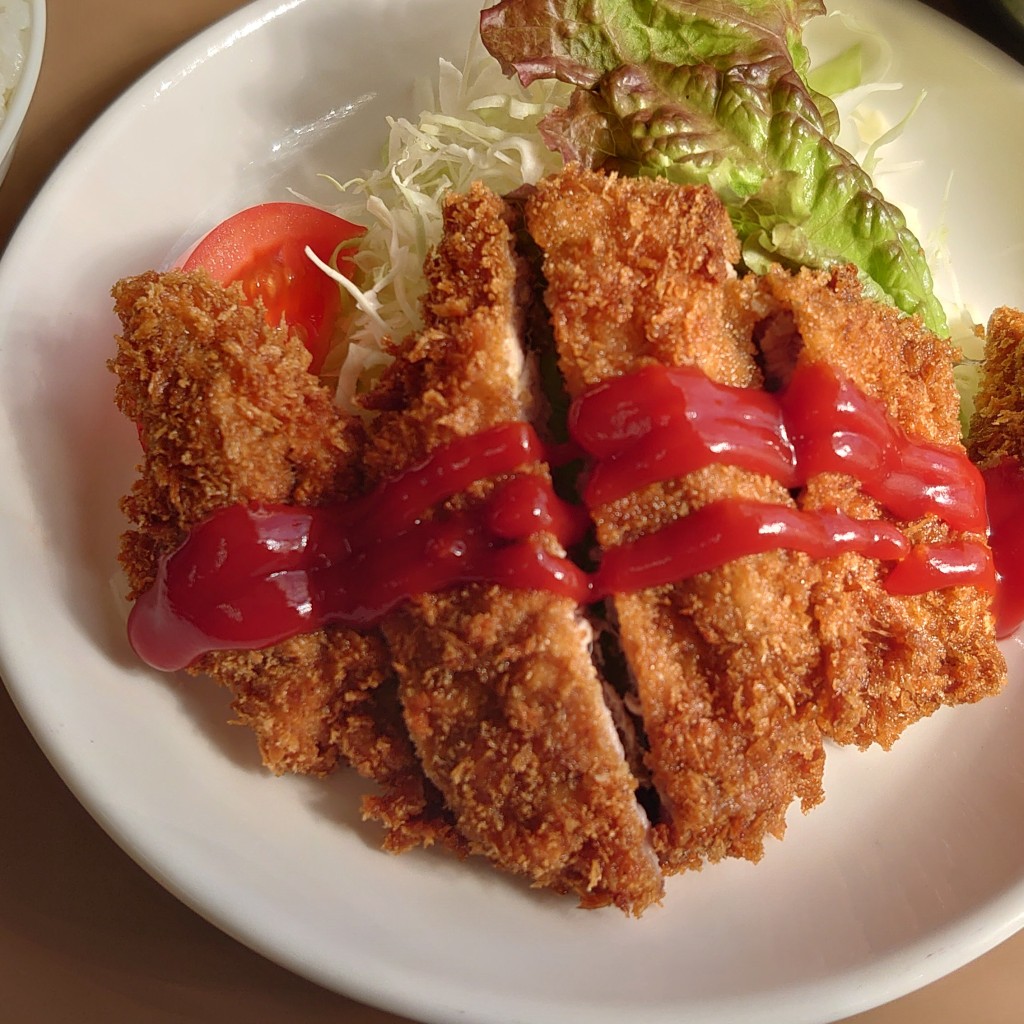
968,306,1024,468
527,165,826,872
751,264,1006,749
110,269,458,851
108,172,1010,911
364,182,664,913
360,184,531,462
524,164,756,394
752,264,963,442
111,270,362,594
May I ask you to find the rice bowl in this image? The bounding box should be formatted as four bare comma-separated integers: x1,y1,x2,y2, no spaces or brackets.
0,0,45,189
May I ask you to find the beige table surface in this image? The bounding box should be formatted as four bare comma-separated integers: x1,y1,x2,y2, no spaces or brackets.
3,2,1024,1022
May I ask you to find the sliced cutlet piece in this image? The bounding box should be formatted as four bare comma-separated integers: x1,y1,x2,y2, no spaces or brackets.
965,307,1024,641
526,165,825,872
110,269,458,854
360,182,664,914
967,306,1024,467
752,264,1006,749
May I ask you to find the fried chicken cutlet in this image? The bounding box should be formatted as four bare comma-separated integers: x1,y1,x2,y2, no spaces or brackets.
360,182,664,913
109,171,1010,912
110,269,458,853
526,166,826,872
751,265,1006,748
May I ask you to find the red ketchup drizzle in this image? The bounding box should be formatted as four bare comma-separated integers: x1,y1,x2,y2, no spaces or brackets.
779,363,987,533
569,362,992,597
568,364,797,506
127,364,1003,670
128,424,588,671
981,457,1024,637
570,362,986,532
883,540,997,597
593,501,909,597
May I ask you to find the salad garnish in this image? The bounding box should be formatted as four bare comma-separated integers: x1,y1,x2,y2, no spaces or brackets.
478,0,948,336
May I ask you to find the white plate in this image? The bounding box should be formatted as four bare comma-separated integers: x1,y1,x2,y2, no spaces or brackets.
2,1,1024,1022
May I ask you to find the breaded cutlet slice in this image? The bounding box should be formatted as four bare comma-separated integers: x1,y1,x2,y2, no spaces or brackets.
967,306,1024,467
526,165,825,873
360,182,664,914
110,269,459,853
751,264,1006,748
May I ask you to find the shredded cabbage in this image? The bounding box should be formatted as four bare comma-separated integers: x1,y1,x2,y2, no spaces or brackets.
951,315,987,436
313,33,571,413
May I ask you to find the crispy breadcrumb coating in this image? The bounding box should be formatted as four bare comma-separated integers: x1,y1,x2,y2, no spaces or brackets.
110,269,459,853
751,264,1006,749
526,165,826,872
108,169,1009,911
361,182,664,913
967,306,1024,468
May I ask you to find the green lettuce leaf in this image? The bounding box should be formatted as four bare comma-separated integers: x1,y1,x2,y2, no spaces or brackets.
480,0,948,336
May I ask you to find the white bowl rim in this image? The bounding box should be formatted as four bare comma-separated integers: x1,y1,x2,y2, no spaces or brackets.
0,0,47,168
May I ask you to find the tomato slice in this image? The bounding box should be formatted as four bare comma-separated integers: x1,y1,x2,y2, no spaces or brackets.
181,202,364,374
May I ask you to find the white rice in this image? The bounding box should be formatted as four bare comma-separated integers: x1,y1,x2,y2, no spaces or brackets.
0,1,31,131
